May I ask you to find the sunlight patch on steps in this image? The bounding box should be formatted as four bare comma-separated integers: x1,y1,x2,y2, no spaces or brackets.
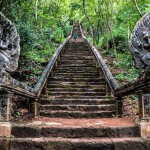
28,121,62,126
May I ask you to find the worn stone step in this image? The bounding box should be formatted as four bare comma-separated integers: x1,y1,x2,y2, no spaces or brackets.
39,110,115,118
47,80,105,86
66,47,88,50
67,44,87,47
66,49,89,52
60,55,94,60
64,51,90,54
57,60,95,65
50,74,100,78
52,72,99,76
46,84,105,89
52,73,99,77
40,104,115,112
53,69,99,74
8,137,147,150
62,52,91,56
47,82,105,87
48,77,104,82
12,125,139,138
40,99,115,105
47,91,106,96
46,88,106,93
53,67,99,73
57,58,93,62
54,65,98,69
56,64,96,67
42,95,112,99
51,73,99,78
64,49,89,52
66,44,88,46
67,44,88,48
61,54,92,57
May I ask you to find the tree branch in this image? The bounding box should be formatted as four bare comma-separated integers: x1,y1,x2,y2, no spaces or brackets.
132,0,142,17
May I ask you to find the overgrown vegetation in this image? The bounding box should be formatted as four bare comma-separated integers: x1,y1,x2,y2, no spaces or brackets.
0,0,74,85
0,0,149,85
79,0,149,82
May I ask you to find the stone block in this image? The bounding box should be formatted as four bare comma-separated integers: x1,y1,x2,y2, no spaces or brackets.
140,122,150,138
0,122,11,137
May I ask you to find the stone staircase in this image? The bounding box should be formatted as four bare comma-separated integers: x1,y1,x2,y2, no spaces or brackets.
8,28,149,150
39,40,116,118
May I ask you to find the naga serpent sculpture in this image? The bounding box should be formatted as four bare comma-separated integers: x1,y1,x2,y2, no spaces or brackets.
0,12,34,92
130,11,150,72
0,12,20,73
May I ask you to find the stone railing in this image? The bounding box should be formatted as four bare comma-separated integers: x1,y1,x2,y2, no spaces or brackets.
79,23,123,115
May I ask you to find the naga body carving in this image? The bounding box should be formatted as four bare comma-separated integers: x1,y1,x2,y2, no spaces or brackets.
0,12,20,73
130,11,150,72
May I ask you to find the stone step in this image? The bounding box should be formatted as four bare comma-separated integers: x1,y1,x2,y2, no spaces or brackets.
60,55,94,60
39,110,115,118
56,64,96,67
66,44,87,47
54,65,99,69
67,44,87,47
57,60,95,65
40,99,115,105
8,137,146,150
45,88,106,93
51,73,100,79
50,75,100,78
67,46,88,49
57,59,95,64
53,69,100,74
40,104,115,112
48,77,104,82
46,91,106,96
12,125,139,138
52,72,99,76
53,67,99,72
63,51,90,54
47,80,105,86
65,49,88,52
42,95,112,99
62,52,91,56
64,49,89,52
61,54,92,57
47,82,105,86
46,84,105,89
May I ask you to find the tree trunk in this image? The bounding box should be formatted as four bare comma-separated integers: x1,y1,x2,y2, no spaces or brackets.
82,0,94,43
35,0,39,20
132,0,142,17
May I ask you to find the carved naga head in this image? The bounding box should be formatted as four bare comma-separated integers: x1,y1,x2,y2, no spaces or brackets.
0,12,20,72
130,11,150,72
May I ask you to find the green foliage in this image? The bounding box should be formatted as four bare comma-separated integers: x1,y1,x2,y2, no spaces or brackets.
115,68,140,81
112,27,128,52
17,22,38,48
113,51,142,82
0,0,149,84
